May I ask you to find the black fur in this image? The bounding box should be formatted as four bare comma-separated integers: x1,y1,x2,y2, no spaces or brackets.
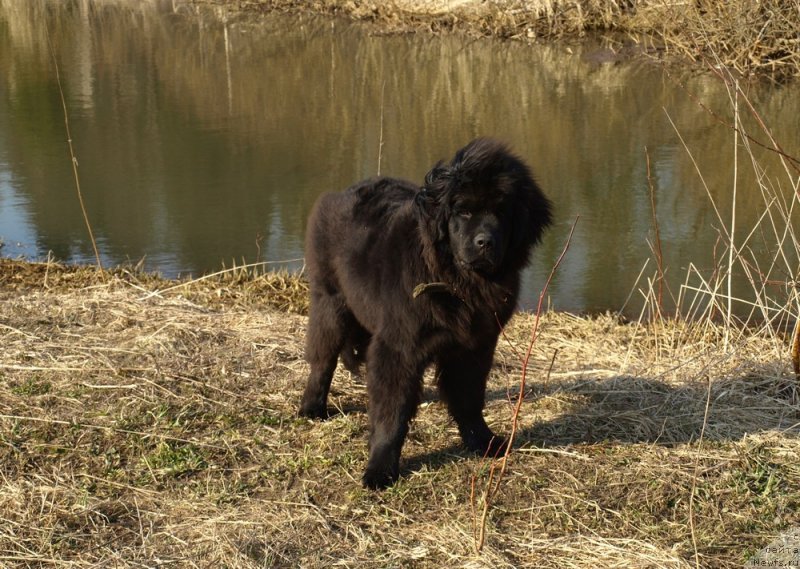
299,138,552,489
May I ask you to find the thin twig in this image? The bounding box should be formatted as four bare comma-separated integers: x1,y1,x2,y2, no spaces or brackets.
45,24,102,268
140,258,304,299
474,215,579,552
0,414,226,450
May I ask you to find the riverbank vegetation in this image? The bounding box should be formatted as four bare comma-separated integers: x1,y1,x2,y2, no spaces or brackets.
222,0,800,80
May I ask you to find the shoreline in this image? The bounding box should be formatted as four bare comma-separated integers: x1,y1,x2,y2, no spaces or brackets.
204,0,800,80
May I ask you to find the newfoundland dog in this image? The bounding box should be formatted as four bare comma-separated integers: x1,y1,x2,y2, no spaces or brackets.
299,138,552,489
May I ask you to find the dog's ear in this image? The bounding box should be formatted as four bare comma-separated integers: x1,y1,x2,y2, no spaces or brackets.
416,161,450,213
424,161,447,188
508,176,552,269
419,162,448,204
416,161,452,241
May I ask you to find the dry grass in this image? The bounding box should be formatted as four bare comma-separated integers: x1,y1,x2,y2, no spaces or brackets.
630,0,800,81
218,0,800,80
1,257,799,567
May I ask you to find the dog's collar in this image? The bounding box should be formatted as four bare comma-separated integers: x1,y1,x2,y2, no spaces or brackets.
412,281,464,303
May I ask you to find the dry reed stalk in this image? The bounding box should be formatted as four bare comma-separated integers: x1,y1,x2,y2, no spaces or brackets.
646,146,665,313
793,326,800,381
378,79,386,176
725,81,739,348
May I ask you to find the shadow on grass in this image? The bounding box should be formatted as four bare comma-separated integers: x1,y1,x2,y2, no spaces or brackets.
505,371,798,441
405,371,800,476
307,368,799,481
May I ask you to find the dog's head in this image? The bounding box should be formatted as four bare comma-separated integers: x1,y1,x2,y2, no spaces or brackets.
417,138,552,275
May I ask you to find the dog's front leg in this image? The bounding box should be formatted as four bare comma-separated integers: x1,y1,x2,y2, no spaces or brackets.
362,338,423,489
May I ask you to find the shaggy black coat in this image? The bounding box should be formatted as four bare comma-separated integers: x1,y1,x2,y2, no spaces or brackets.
299,138,552,489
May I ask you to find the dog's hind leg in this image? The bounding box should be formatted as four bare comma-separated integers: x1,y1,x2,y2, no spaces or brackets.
299,291,349,419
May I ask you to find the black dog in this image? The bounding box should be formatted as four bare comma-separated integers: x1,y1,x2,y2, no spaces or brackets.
299,138,552,489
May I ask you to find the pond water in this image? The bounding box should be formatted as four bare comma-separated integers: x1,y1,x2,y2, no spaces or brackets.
1,0,799,315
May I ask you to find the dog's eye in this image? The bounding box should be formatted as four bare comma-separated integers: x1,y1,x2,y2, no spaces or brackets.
457,210,472,219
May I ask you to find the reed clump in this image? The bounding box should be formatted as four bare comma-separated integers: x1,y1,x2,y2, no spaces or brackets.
221,0,800,79
630,0,800,80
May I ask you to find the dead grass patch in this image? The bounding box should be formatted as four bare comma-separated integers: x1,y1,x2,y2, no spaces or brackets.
1,257,799,566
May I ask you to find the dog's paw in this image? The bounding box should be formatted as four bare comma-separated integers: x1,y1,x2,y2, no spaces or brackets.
298,401,329,420
465,434,509,458
484,436,509,458
362,466,399,490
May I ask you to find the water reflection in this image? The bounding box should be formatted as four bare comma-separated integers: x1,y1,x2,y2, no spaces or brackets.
0,0,798,314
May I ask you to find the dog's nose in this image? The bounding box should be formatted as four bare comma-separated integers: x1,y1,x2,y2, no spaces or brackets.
474,232,494,251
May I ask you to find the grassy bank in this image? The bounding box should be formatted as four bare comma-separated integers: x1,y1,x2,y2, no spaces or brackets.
1,257,799,567
215,0,800,80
